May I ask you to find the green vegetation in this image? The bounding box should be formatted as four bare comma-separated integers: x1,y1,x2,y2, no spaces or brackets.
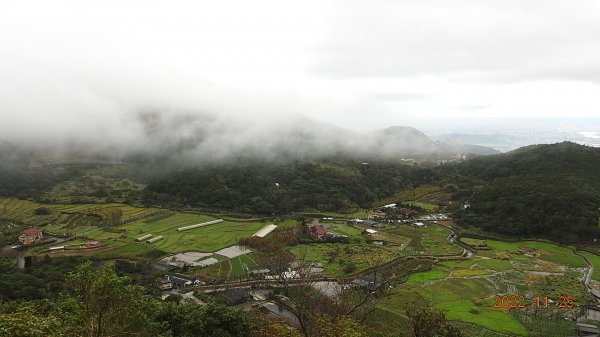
406,269,448,285
404,201,439,211
289,243,404,276
144,160,435,214
449,142,600,243
229,254,257,279
93,213,269,254
581,251,600,281
377,185,441,205
3,142,600,336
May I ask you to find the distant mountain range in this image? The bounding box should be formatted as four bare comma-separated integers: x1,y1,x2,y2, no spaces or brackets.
0,116,500,165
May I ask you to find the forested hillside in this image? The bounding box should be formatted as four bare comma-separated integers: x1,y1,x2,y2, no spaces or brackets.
450,142,600,242
144,160,436,214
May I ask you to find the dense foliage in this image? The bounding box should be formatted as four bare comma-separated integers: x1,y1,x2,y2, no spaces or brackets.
449,142,600,242
0,256,84,301
0,261,371,337
144,160,435,214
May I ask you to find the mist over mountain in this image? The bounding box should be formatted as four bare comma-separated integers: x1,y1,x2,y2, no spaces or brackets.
1,109,498,167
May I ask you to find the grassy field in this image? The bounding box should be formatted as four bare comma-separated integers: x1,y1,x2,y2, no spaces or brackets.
377,237,593,336
322,223,364,241
406,269,448,285
461,237,488,247
229,254,257,279
3,195,596,336
581,251,600,281
104,215,269,253
485,240,586,268
404,201,439,211
436,299,528,336
0,198,162,231
378,277,528,336
0,198,58,226
289,243,404,276
377,185,442,206
383,224,461,256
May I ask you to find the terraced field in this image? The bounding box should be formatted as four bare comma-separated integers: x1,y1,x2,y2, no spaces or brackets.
377,238,594,337
0,198,162,232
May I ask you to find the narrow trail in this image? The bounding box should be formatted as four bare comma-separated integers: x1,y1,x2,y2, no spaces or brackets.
571,248,600,303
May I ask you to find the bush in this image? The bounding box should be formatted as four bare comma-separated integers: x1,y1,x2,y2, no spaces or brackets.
34,207,52,215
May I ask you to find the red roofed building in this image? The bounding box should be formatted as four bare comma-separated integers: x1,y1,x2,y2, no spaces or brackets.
309,225,327,241
19,226,43,245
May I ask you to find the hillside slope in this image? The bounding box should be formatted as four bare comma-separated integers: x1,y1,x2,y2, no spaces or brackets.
452,142,600,242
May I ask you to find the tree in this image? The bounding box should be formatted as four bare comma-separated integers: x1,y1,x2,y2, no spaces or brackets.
54,261,161,337
263,248,383,337
406,304,463,337
0,303,59,337
34,207,52,215
157,301,256,337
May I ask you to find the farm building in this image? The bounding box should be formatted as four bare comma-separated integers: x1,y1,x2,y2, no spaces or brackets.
381,203,397,209
147,236,163,243
253,224,277,238
18,226,43,245
365,228,378,235
247,266,271,277
177,219,223,232
85,240,100,247
221,288,251,305
136,234,153,241
308,225,327,241
157,275,173,290
362,219,381,227
169,273,199,287
151,263,177,272
19,226,44,245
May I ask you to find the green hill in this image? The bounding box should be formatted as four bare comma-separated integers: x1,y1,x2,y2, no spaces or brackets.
452,142,600,242
144,160,435,214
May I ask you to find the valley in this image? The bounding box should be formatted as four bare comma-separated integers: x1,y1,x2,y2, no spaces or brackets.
2,168,600,336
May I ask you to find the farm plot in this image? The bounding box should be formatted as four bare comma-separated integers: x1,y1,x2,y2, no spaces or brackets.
0,198,59,225
377,185,441,206
229,254,258,279
289,243,404,276
378,238,594,336
581,251,600,281
321,223,364,240
118,213,217,235
111,215,267,254
383,224,461,256
381,275,528,336
485,240,587,268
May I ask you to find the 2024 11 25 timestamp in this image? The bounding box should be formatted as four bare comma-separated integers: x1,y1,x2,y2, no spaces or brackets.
492,295,575,309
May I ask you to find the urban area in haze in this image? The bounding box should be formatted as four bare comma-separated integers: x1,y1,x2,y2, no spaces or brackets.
1,1,600,337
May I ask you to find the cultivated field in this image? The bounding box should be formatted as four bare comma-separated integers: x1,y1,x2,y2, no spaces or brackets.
376,238,594,336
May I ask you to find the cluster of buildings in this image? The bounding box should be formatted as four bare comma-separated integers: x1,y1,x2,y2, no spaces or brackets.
157,273,202,290
18,226,43,245
307,224,347,241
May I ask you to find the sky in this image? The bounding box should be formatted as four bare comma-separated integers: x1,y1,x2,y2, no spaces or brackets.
1,0,599,147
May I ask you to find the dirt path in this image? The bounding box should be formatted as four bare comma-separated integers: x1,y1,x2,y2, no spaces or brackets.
572,248,599,302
